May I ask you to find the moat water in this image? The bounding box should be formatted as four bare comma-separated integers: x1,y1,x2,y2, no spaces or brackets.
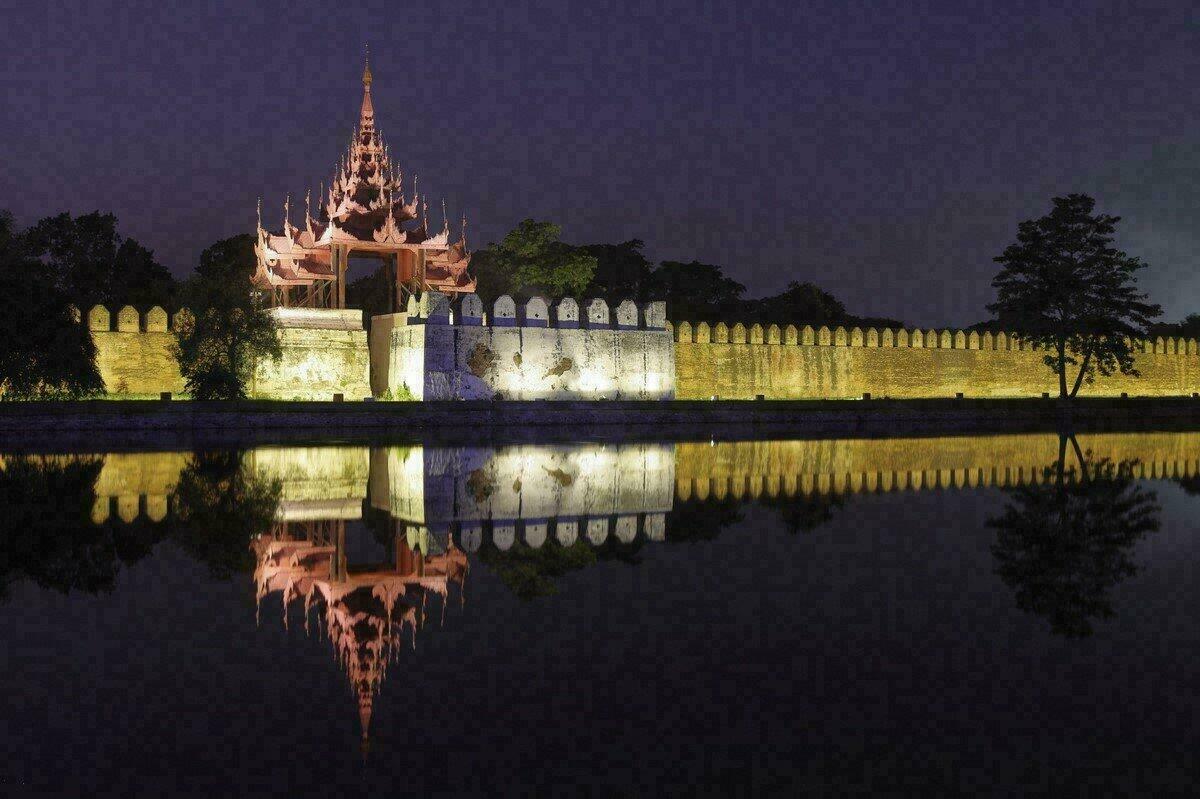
2,432,1199,796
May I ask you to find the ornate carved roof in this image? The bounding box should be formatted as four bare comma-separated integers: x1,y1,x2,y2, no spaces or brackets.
254,54,474,293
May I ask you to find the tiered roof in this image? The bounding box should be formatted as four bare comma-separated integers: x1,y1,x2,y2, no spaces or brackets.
252,524,468,747
254,52,474,295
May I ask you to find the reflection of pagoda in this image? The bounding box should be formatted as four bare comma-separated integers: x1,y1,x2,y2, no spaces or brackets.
252,518,468,745
253,50,475,311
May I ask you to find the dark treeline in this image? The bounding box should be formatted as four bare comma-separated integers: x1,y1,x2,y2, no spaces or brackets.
468,221,905,329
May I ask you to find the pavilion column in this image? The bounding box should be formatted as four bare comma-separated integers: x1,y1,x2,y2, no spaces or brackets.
336,246,347,309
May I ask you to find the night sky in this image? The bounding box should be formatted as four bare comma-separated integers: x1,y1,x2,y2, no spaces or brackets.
4,0,1199,326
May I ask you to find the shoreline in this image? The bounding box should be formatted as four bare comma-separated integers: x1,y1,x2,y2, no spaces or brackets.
1,397,1200,450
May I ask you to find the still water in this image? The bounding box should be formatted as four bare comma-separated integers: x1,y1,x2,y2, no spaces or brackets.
2,432,1199,795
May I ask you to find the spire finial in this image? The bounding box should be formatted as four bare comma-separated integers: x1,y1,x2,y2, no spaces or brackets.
461,213,468,248
363,44,373,88
256,198,262,231
442,199,449,233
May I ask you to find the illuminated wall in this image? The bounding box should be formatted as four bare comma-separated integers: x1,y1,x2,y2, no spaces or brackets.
86,305,370,400
673,431,1200,500
248,308,371,401
88,305,187,397
377,293,675,400
672,322,1200,400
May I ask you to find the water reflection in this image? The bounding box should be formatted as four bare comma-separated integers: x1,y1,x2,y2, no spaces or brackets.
0,432,1190,748
988,435,1161,637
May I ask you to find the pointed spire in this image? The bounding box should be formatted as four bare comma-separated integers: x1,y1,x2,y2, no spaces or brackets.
441,199,449,233
256,197,262,233
461,213,468,248
282,194,293,242
359,44,375,129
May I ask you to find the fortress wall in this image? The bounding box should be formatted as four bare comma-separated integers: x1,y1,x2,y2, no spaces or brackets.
87,305,186,397
87,305,371,400
249,308,371,401
672,322,1200,400
673,431,1200,500
380,294,674,400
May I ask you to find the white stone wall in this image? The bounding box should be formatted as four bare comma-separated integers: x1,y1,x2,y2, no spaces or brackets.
375,293,675,400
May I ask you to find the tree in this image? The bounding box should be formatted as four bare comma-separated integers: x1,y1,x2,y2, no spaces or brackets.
988,436,1160,637
1149,313,1200,341
645,260,746,322
580,239,653,302
24,211,177,310
170,451,281,579
173,234,281,400
988,194,1161,399
471,219,597,303
749,281,847,327
0,211,103,399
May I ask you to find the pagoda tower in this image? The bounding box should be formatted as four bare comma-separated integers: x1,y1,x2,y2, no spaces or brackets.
254,52,475,310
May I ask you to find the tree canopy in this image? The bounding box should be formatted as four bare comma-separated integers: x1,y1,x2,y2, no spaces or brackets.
988,194,1161,399
0,211,103,399
173,234,280,400
24,211,177,311
471,219,597,302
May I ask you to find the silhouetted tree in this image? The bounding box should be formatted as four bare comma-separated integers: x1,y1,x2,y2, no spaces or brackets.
1149,313,1200,342
23,211,177,310
471,219,597,303
988,435,1160,637
173,234,281,399
170,450,281,579
747,281,847,327
645,260,746,323
0,211,103,399
580,239,654,303
988,194,1161,399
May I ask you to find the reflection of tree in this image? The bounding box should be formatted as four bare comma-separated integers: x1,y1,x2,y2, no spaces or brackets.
759,492,846,535
664,497,745,544
0,456,166,600
170,451,281,579
480,536,643,601
988,435,1160,637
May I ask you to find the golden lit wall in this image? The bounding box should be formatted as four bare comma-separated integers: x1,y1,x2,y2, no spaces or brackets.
671,322,1200,400
673,431,1200,500
88,305,186,397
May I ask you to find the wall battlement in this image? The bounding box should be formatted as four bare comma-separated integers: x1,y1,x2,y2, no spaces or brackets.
672,318,1200,399
85,304,189,396
377,292,675,401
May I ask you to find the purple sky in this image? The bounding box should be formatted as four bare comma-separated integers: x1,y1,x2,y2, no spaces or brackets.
3,0,1199,326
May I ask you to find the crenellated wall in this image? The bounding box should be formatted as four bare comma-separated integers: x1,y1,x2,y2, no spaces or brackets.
376,293,675,400
87,305,188,397
84,305,370,400
78,301,1200,403
671,321,1200,399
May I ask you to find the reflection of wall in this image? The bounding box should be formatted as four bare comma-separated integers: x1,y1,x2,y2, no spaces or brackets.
674,432,1200,499
246,446,370,521
673,323,1200,400
372,443,675,524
